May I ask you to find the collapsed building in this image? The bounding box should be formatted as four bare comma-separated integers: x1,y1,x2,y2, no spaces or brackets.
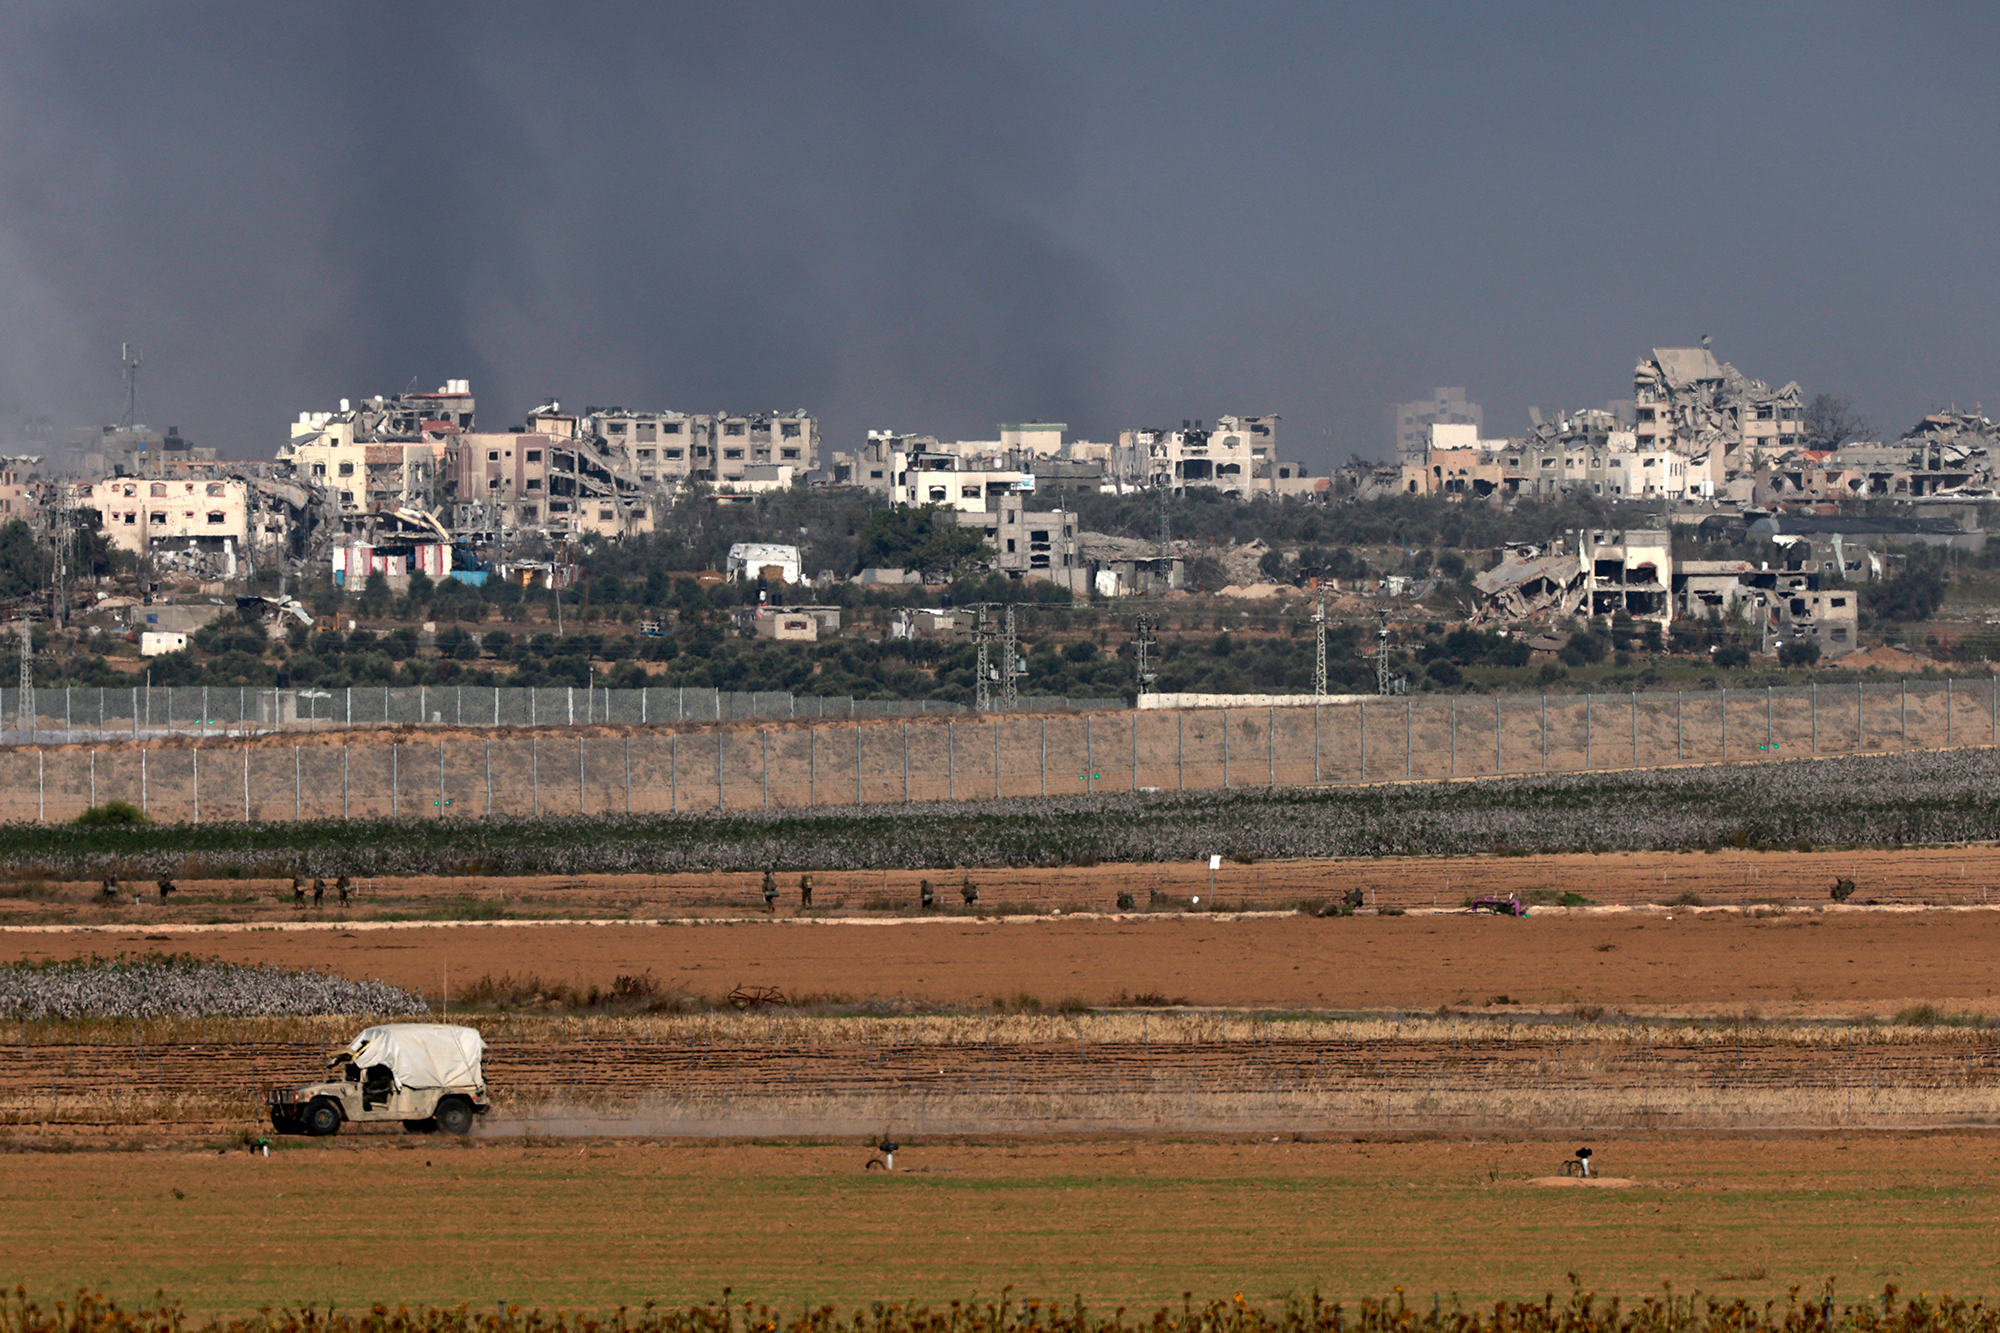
1633,346,1802,498
1768,411,2000,502
1471,529,1673,627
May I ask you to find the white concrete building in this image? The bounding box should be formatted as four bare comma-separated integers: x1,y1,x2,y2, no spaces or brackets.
726,542,802,584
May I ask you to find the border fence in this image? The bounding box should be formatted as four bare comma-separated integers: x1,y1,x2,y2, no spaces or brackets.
0,675,1996,824
0,685,1123,744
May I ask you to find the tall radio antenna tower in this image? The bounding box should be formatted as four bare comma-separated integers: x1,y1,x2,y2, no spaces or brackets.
119,343,142,430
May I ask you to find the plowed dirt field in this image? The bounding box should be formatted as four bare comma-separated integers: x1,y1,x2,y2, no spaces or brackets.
3,903,1996,1016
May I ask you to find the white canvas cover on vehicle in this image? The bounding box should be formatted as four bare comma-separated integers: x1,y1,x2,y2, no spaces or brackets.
346,1024,485,1090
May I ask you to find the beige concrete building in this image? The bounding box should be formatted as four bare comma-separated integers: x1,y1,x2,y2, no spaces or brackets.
585,408,817,486
75,475,251,561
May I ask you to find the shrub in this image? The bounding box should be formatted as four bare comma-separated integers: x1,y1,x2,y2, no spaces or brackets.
73,800,149,827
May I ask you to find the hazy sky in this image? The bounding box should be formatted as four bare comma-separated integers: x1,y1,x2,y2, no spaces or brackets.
3,2,1998,467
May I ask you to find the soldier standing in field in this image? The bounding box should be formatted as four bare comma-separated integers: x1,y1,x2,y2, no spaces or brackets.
799,873,814,908
335,875,352,906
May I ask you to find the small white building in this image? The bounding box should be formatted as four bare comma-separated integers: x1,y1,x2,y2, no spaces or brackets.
139,631,189,656
726,542,802,584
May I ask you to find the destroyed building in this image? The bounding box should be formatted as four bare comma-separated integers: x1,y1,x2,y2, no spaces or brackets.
1633,347,1802,497
450,405,655,541
955,499,1086,591
1471,529,1673,628
583,408,817,487
1123,416,1287,498
280,381,470,515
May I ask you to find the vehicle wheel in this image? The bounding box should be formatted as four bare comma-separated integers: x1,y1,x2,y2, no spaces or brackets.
270,1111,303,1136
402,1119,439,1133
435,1100,474,1136
304,1098,343,1137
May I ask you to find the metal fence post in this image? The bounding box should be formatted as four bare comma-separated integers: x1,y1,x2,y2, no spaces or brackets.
1449,698,1457,776
1222,708,1230,788
243,749,250,821
141,748,147,815
192,747,199,824
625,735,632,814
1631,692,1638,765
902,723,912,802
89,749,95,808
1132,712,1139,791
1541,694,1547,770
1810,682,1817,753
1360,703,1367,781
1177,710,1184,790
1584,693,1592,767
1901,677,1907,748
1677,691,1683,761
390,744,397,818
439,741,446,816
485,738,492,817
996,719,1003,798
1405,698,1412,779
854,726,861,806
1267,704,1275,787
673,733,680,813
531,737,539,817
1722,687,1728,758
1948,676,1954,746
342,744,348,819
947,721,954,801
762,729,770,810
1313,704,1321,782
37,750,43,824
1087,714,1094,793
1496,698,1503,773
1858,678,1864,749
809,728,817,807
580,736,586,814
1041,718,1048,796
1766,686,1773,751
718,731,726,811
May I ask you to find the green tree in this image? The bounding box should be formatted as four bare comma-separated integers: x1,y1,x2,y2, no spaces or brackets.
0,520,50,599
854,505,986,581
1864,566,1945,622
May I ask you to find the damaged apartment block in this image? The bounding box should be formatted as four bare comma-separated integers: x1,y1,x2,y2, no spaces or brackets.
1472,529,1672,629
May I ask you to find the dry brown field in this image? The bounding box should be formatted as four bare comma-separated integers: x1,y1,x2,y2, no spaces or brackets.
12,849,2000,1310
3,1133,1998,1315
6,849,2000,1016
6,843,2000,922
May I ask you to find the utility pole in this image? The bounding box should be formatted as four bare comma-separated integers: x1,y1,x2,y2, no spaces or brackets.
1002,602,1019,709
17,620,32,743
973,603,992,713
1134,614,1158,697
1376,611,1407,696
1312,587,1328,696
